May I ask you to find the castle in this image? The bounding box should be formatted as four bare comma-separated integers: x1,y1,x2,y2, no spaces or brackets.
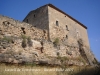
23,4,89,45
0,4,97,66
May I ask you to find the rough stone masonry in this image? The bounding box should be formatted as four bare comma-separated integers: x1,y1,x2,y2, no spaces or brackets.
0,4,97,66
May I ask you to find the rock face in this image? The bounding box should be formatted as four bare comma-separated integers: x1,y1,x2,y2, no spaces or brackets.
0,4,97,66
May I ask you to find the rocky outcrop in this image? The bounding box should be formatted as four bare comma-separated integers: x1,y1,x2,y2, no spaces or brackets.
0,37,86,66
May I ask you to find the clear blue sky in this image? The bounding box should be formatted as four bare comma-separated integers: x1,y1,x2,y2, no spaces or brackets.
0,0,100,61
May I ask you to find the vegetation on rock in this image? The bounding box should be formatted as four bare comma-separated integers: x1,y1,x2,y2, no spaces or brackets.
21,34,33,48
53,38,59,47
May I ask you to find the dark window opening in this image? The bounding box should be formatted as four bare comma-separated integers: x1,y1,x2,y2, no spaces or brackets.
34,14,35,18
66,25,69,31
26,19,28,23
66,35,68,39
56,21,59,26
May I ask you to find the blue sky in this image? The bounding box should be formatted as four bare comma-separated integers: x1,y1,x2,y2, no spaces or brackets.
0,0,100,61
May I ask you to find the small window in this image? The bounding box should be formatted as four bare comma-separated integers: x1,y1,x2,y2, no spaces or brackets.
56,21,59,26
66,25,69,31
34,14,35,18
26,19,28,23
66,35,68,39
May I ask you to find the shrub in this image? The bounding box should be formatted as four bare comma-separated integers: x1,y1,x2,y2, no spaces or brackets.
21,35,33,48
24,62,36,67
77,38,83,46
2,36,14,43
21,34,27,48
27,36,33,47
21,34,27,39
22,38,27,48
53,38,59,47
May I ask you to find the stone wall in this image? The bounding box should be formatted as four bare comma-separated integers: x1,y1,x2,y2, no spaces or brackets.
47,6,97,65
23,5,90,48
23,5,49,40
48,6,90,47
0,15,48,40
0,15,87,66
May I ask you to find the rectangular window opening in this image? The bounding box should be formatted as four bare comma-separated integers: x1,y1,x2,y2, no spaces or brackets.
66,25,69,31
56,21,59,26
34,14,35,18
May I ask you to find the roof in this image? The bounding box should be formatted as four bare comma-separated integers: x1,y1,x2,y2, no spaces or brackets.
46,4,87,29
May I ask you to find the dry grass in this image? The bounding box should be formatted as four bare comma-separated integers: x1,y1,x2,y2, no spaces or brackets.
0,63,100,75
0,63,57,75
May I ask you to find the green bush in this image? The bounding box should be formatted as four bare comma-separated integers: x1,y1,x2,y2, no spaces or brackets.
53,38,59,46
21,34,27,39
21,35,33,48
27,36,33,47
77,38,83,46
22,38,27,48
24,62,36,67
2,36,14,43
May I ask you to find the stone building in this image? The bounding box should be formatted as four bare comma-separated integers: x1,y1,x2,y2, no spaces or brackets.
23,4,89,47
23,4,97,65
0,4,97,66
